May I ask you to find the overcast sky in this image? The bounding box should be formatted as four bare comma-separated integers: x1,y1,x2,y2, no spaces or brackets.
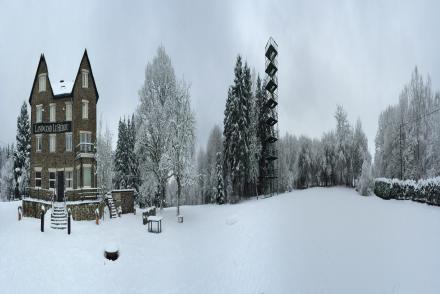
1,0,440,155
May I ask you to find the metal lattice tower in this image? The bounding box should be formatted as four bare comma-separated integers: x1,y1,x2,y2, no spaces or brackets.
263,37,279,196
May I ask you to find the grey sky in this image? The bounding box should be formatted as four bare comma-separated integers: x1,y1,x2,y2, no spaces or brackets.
1,0,439,155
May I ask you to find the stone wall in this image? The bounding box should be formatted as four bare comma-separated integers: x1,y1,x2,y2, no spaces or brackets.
23,199,52,218
112,189,134,214
67,201,103,221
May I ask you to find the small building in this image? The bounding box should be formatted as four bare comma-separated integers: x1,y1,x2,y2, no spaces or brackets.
23,50,102,221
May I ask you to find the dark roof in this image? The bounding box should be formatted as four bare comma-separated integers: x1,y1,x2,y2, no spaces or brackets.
28,49,99,105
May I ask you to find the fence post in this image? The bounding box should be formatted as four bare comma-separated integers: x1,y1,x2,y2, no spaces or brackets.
40,205,45,232
67,208,71,235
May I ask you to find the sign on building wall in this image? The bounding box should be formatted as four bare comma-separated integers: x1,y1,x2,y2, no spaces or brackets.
32,122,72,134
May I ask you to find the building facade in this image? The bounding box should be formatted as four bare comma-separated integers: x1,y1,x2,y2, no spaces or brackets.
28,50,99,202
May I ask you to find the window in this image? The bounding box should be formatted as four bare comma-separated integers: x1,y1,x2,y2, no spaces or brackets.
80,131,92,152
49,103,56,122
36,105,43,123
49,171,56,189
35,170,42,188
49,134,56,152
38,74,46,92
65,132,72,152
82,69,89,88
65,102,72,121
65,170,73,189
82,100,89,119
83,165,92,188
36,134,42,152
77,167,81,188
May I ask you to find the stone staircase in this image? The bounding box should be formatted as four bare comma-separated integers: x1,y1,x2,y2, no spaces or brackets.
107,194,118,218
51,202,68,230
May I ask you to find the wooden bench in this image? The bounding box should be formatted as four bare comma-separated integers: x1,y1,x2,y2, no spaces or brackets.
147,216,163,233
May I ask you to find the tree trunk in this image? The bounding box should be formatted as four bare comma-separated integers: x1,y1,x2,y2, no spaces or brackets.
176,176,181,216
160,183,166,210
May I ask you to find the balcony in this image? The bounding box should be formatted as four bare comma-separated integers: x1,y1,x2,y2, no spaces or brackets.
265,37,278,61
265,77,278,93
266,116,278,126
266,135,278,143
264,93,278,109
75,142,96,159
265,58,278,77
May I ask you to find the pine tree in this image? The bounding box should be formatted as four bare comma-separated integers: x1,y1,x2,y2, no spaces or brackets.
215,151,225,204
223,55,253,202
114,118,128,189
13,101,31,198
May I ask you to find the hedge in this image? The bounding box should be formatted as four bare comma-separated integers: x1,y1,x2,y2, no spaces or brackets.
374,177,440,206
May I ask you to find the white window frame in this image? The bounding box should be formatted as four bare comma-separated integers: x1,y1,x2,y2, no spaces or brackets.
34,167,42,188
36,134,42,152
48,169,56,190
49,103,56,122
82,99,89,119
36,104,43,123
80,131,92,152
82,164,92,188
82,69,89,88
38,73,46,92
65,132,72,152
65,168,73,190
76,165,81,189
65,102,72,121
49,134,56,153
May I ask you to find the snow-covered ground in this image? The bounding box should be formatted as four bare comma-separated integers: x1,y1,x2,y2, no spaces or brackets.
1,187,439,294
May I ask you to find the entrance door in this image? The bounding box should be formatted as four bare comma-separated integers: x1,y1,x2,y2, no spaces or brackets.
57,171,64,202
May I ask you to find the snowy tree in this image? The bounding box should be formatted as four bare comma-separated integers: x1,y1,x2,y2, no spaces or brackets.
136,46,175,209
13,101,31,198
335,105,353,186
352,118,369,183
1,147,14,201
215,152,225,204
247,78,261,196
129,114,140,191
114,118,129,189
169,80,196,216
357,155,373,196
374,67,439,180
223,56,253,201
205,125,223,203
96,117,113,195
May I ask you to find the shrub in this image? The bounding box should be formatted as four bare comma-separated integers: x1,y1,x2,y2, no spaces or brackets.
374,177,440,206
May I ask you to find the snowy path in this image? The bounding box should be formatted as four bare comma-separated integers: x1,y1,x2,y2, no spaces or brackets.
1,187,439,294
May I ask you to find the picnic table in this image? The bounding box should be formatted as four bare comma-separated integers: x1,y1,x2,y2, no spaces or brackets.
147,216,163,233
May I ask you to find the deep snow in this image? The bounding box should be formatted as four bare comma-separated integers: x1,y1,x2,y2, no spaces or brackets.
1,187,439,294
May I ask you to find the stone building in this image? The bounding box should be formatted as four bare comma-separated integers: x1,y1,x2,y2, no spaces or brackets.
23,50,102,222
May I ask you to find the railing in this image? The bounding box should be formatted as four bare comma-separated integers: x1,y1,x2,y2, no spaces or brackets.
75,142,95,153
265,37,278,52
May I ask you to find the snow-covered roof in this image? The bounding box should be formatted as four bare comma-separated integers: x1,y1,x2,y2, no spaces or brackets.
52,79,74,96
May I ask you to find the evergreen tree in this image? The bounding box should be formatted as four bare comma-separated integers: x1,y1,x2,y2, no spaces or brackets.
114,118,128,189
13,101,31,198
223,55,253,201
215,151,225,204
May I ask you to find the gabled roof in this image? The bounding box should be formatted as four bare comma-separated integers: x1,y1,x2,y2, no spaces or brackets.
28,49,99,104
72,49,99,102
28,54,47,105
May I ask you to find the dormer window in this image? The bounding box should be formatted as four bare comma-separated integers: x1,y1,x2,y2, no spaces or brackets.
38,73,46,92
82,69,89,88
